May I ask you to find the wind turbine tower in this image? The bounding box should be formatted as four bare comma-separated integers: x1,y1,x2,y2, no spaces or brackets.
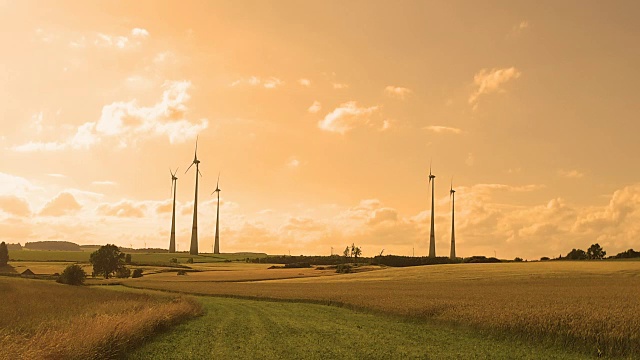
212,172,221,255
428,164,436,258
450,180,456,260
169,168,178,253
185,137,202,255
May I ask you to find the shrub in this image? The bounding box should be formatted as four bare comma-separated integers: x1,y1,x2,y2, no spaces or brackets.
336,264,353,274
514,257,523,262
177,270,187,275
131,269,143,278
540,257,550,261
56,264,86,285
186,257,194,264
283,262,311,268
169,258,178,264
116,267,131,278
125,254,132,264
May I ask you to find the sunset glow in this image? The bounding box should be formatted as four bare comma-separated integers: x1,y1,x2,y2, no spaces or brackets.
2,1,640,259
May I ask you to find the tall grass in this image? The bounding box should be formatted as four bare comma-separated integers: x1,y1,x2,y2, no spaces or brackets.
0,278,202,360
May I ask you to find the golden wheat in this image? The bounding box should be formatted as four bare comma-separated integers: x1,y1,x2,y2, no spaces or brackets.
0,277,202,360
125,261,640,358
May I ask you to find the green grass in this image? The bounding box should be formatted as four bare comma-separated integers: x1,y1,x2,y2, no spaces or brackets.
128,296,592,360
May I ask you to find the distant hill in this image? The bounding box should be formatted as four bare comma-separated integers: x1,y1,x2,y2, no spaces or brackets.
24,241,81,251
6,243,22,251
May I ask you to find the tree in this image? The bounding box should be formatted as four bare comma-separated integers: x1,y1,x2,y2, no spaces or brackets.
566,248,587,260
125,253,132,264
353,246,362,262
89,244,125,279
57,264,86,285
343,246,350,258
587,243,606,260
0,242,8,266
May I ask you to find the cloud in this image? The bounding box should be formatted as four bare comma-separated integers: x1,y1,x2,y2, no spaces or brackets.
423,126,462,134
47,173,67,178
307,100,322,114
298,78,311,87
317,101,380,134
509,21,530,37
384,86,412,100
39,192,82,216
92,181,117,186
468,67,521,110
97,200,146,218
287,158,301,168
12,81,208,151
332,83,349,89
466,153,475,166
230,76,284,89
94,28,149,49
131,28,150,38
0,196,31,217
0,172,42,197
558,169,584,179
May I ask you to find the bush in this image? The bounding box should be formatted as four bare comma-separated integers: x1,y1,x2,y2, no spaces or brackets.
177,270,187,275
283,262,311,268
115,267,131,278
125,254,132,264
186,257,194,264
131,268,143,278
169,258,178,264
514,257,523,262
56,264,86,285
336,264,353,274
540,257,550,261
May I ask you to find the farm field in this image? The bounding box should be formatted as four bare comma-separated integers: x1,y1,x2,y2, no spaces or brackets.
129,294,590,360
7,249,267,264
122,261,640,358
0,277,202,360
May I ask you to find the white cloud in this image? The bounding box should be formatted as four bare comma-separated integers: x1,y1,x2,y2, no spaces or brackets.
298,78,311,87
131,28,150,38
423,125,462,134
92,181,117,186
47,173,67,178
287,158,301,168
469,67,521,110
11,81,208,151
317,101,380,134
230,76,284,89
307,100,322,114
558,169,584,179
31,112,44,133
332,83,349,89
384,86,412,99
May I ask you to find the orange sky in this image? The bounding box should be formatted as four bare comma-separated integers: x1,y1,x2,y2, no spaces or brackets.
2,0,640,259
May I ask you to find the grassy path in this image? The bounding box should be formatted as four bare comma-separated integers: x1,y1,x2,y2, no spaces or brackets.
128,296,592,360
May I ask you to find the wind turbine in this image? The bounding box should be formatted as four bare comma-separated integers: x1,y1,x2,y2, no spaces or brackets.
450,179,456,260
428,162,436,258
185,136,202,255
211,172,221,255
168,167,178,253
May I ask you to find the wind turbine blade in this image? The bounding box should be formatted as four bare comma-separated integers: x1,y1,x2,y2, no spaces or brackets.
185,162,194,173
175,167,179,175
194,135,199,159
216,172,220,189
198,169,203,177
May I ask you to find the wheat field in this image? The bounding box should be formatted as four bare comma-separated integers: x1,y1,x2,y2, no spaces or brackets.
124,261,640,358
0,277,202,360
